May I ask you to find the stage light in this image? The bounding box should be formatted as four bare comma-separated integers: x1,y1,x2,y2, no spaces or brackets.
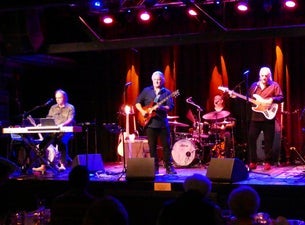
236,0,249,12
100,14,115,24
89,0,104,10
187,8,198,16
138,10,152,22
283,0,296,8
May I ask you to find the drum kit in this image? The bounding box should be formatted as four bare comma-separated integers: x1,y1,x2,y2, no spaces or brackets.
168,111,235,167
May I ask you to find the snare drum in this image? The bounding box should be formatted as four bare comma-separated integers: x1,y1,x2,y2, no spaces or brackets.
171,139,198,167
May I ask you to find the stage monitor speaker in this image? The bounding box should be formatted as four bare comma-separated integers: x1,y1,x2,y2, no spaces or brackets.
126,158,155,181
72,154,104,172
206,158,248,182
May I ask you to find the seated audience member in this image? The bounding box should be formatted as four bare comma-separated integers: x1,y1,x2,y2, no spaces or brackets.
50,165,96,225
227,185,289,225
156,173,224,225
82,195,129,225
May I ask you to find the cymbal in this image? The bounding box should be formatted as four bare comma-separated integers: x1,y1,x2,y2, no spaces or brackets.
167,115,179,119
168,121,189,127
202,110,230,120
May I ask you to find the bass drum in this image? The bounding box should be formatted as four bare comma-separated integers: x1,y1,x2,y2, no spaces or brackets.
171,139,198,167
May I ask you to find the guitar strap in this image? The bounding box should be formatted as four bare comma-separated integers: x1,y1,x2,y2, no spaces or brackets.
154,88,165,103
154,94,161,103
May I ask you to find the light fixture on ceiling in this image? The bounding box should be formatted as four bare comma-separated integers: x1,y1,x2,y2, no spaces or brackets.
236,0,249,12
138,10,152,22
100,14,115,24
283,0,296,8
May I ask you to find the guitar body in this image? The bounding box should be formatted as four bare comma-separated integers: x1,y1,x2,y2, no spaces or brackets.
137,89,180,127
218,86,278,120
137,102,157,127
251,94,278,120
117,132,136,156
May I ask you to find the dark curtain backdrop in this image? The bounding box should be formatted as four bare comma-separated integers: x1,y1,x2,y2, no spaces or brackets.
4,36,305,162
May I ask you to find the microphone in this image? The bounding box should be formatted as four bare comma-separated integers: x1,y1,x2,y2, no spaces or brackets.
186,97,192,103
42,98,53,107
243,70,250,76
125,82,132,87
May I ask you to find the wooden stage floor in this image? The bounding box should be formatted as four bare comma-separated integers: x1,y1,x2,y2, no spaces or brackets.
4,160,305,225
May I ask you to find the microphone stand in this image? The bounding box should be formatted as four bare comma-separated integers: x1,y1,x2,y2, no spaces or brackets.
22,105,42,121
186,98,204,164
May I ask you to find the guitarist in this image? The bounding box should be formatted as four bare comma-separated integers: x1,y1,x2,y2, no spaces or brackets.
135,71,177,175
247,66,284,171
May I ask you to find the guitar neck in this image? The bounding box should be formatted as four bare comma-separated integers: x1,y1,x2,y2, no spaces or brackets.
229,90,257,105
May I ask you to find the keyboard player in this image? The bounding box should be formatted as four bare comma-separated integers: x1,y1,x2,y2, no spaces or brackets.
34,89,76,173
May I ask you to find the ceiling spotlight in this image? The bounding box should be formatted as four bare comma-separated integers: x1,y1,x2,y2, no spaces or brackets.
138,10,152,22
100,15,115,24
103,15,114,24
283,0,296,8
236,0,249,12
187,8,198,16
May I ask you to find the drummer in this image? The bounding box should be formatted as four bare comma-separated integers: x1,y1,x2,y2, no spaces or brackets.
204,94,235,157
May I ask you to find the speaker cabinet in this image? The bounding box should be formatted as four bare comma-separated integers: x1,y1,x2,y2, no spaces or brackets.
72,154,104,172
126,158,155,181
206,158,248,182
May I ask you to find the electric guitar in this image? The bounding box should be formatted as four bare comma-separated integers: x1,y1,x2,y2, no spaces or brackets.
137,89,180,127
218,86,278,120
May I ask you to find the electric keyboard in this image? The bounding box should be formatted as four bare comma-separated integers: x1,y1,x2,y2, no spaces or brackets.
2,126,82,134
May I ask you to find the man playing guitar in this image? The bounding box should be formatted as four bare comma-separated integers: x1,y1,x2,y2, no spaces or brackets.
247,66,284,171
135,71,177,174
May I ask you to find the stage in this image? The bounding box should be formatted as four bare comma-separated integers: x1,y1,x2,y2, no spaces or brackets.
3,160,305,225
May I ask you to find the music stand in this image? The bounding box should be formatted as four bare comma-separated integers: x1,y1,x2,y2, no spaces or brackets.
103,123,127,178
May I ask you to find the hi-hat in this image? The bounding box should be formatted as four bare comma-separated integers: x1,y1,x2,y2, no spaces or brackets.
168,121,189,127
167,115,179,119
202,110,230,120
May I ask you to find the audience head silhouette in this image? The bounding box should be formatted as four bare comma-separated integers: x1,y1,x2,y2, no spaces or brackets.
83,195,129,225
69,165,90,189
183,173,212,197
228,185,260,219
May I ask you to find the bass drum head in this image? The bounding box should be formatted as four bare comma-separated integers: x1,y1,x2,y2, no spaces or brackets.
171,139,196,167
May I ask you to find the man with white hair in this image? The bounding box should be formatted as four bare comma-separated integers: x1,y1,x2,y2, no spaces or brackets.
135,71,176,174
248,66,284,171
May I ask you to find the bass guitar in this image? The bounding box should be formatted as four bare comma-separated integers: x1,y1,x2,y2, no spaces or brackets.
137,89,180,127
218,86,278,120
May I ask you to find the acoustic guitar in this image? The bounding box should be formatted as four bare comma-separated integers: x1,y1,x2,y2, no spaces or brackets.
137,89,180,127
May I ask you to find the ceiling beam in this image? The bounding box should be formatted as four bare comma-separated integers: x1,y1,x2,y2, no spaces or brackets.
46,24,305,53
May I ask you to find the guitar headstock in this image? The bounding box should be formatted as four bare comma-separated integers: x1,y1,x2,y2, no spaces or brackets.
218,86,229,93
173,90,180,98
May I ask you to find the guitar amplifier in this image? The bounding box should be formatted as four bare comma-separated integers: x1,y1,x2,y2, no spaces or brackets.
122,138,150,160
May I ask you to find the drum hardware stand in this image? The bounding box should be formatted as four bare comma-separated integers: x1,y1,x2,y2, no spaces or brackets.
290,147,305,165
78,122,97,169
22,134,59,175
